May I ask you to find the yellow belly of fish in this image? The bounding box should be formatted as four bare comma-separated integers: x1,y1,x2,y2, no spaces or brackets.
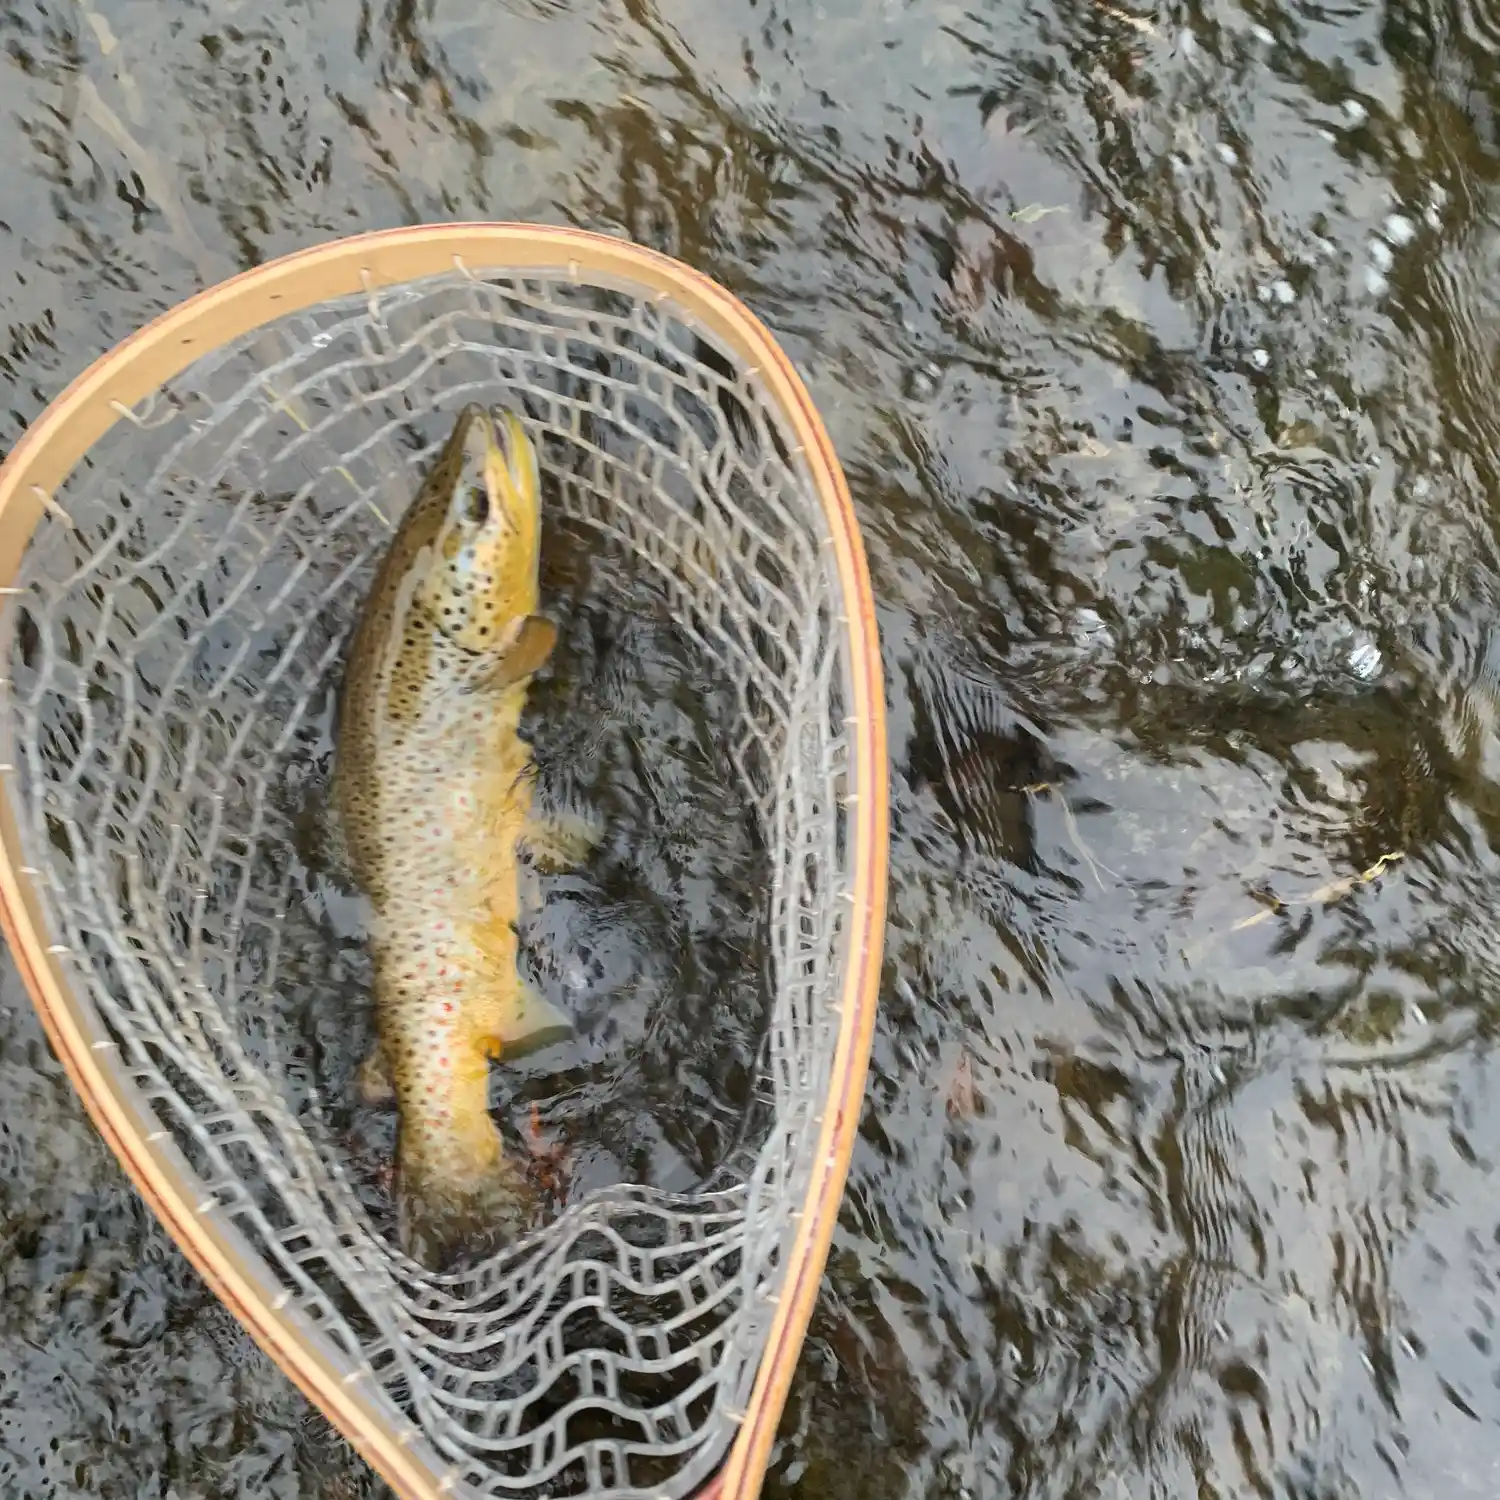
342,674,592,1264
365,772,541,1262
374,903,521,1186
375,764,528,1115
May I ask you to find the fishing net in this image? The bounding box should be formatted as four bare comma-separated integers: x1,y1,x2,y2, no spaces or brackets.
0,232,884,1500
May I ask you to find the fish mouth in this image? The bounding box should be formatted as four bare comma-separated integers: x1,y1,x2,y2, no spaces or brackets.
480,406,541,535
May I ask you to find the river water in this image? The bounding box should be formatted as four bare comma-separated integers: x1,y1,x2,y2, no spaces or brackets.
6,0,1500,1495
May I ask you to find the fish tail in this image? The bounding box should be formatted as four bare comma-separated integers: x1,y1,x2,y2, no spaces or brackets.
393,1121,536,1270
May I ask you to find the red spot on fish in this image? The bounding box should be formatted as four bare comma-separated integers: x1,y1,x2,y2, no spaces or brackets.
442,1002,454,1014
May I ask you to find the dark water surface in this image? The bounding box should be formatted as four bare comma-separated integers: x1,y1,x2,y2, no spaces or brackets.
7,0,1500,1495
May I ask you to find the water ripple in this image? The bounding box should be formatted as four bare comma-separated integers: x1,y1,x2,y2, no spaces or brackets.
7,0,1500,1493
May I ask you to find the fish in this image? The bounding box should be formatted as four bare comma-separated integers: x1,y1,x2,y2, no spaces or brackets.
332,402,597,1269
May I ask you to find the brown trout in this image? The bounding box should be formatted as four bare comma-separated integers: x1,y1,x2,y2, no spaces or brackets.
332,403,593,1268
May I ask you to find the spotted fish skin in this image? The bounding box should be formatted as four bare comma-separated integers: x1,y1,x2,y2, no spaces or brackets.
332,403,589,1268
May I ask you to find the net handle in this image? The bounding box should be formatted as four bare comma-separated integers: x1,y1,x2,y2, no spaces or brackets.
0,222,889,1500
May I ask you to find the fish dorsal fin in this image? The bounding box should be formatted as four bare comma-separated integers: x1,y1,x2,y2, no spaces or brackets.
476,615,558,692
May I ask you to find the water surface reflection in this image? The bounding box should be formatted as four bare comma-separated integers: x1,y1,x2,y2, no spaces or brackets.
7,0,1500,1494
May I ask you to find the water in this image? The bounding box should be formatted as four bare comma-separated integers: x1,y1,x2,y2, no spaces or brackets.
6,0,1500,1494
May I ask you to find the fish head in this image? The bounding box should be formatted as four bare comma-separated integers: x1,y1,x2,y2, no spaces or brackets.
414,404,543,653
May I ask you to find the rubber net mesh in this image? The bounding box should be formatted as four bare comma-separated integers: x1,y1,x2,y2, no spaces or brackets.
3,264,855,1498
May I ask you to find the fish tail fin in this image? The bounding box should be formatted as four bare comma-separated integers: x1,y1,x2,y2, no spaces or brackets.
394,1128,536,1271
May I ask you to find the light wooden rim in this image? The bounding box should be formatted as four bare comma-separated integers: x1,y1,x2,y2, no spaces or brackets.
0,222,889,1500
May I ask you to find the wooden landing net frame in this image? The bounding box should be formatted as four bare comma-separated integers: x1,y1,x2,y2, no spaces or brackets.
0,225,887,1500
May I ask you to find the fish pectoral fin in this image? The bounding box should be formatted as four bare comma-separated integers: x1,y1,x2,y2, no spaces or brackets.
491,982,574,1061
470,615,558,693
520,806,606,872
357,1044,396,1106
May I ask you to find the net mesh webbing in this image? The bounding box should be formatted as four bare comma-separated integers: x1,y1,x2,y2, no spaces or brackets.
3,264,856,1498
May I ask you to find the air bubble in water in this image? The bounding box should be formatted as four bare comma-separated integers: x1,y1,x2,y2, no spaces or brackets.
1383,213,1417,247
902,363,942,401
1069,607,1115,651
1346,635,1383,682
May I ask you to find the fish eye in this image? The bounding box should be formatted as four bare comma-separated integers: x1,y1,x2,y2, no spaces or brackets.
459,484,489,525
